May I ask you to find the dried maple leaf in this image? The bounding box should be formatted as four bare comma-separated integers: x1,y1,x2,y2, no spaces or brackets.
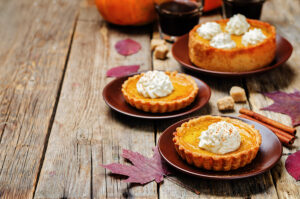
106,65,140,77
261,90,300,127
115,39,141,56
102,147,171,184
285,150,300,181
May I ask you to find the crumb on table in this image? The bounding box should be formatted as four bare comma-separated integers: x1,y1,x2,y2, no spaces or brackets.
154,45,169,60
217,96,235,111
230,86,247,102
151,39,166,51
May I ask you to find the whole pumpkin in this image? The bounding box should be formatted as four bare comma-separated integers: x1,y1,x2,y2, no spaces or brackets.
203,0,222,12
95,0,161,26
95,0,222,26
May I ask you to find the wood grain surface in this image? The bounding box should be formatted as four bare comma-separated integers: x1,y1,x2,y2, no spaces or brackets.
245,0,300,198
0,0,299,198
34,4,157,198
0,0,80,198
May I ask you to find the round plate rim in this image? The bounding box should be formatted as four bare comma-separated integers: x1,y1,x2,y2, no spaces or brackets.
172,34,293,77
158,115,283,180
102,72,211,120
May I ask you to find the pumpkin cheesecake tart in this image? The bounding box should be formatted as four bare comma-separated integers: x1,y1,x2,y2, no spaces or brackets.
121,71,198,113
189,14,276,72
173,115,262,171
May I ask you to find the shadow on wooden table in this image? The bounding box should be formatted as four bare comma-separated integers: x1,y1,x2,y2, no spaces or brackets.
103,153,284,197
108,108,155,133
181,62,296,93
169,157,284,197
107,162,283,198
163,165,281,197
245,63,296,93
106,23,153,36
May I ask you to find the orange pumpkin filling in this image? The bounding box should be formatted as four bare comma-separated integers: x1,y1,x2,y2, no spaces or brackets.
124,74,196,102
173,116,262,171
176,117,256,156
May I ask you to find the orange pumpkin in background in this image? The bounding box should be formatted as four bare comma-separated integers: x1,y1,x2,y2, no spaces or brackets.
95,0,167,26
203,0,222,12
189,0,223,12
95,0,222,26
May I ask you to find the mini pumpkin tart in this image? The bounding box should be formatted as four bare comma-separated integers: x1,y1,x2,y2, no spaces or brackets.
121,71,198,113
173,116,262,171
188,15,276,72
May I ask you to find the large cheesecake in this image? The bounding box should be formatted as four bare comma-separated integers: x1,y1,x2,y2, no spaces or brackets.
188,15,276,72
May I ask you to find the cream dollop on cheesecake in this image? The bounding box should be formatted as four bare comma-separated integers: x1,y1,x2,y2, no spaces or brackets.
242,28,266,46
225,14,250,36
197,22,222,40
210,33,236,49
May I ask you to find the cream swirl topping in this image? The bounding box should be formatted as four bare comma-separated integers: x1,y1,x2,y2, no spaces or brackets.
197,22,222,40
136,71,174,99
225,14,250,36
198,121,241,154
242,28,266,46
210,33,236,49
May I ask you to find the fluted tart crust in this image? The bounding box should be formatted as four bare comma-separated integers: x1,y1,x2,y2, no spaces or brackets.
121,71,198,113
173,116,262,171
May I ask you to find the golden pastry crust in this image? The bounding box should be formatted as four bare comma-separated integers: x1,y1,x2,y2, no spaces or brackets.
121,71,198,113
173,116,262,171
189,19,276,72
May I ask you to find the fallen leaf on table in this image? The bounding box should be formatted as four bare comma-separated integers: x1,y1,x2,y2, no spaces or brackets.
285,150,300,180
261,90,300,127
115,39,141,56
106,65,140,77
102,147,171,184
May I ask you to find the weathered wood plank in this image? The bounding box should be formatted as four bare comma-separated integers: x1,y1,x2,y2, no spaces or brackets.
246,0,300,198
0,0,80,198
271,156,300,199
246,0,300,153
34,3,157,198
78,0,100,22
153,11,278,199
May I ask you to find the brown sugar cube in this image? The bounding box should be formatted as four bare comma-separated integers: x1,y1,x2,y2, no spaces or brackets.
154,45,169,60
230,86,247,102
151,39,166,51
217,96,235,111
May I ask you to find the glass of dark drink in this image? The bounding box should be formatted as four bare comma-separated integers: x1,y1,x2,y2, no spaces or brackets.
222,0,266,19
155,0,204,42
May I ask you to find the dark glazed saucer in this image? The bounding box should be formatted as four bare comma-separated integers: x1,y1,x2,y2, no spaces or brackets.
102,72,211,120
158,116,283,180
172,34,293,77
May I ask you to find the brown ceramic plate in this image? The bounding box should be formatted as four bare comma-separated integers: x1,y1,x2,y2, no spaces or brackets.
172,34,293,77
102,72,211,119
158,116,282,180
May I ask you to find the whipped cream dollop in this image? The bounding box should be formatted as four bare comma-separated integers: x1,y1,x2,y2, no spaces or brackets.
197,22,222,40
198,121,241,154
210,33,236,49
136,70,174,99
242,28,266,46
225,14,250,36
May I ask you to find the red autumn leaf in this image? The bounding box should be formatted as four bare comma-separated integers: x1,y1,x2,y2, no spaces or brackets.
106,65,140,77
102,147,171,184
115,39,141,56
261,90,300,127
285,150,300,181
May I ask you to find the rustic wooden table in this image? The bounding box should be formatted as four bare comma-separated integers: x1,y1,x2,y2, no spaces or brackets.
0,0,299,198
